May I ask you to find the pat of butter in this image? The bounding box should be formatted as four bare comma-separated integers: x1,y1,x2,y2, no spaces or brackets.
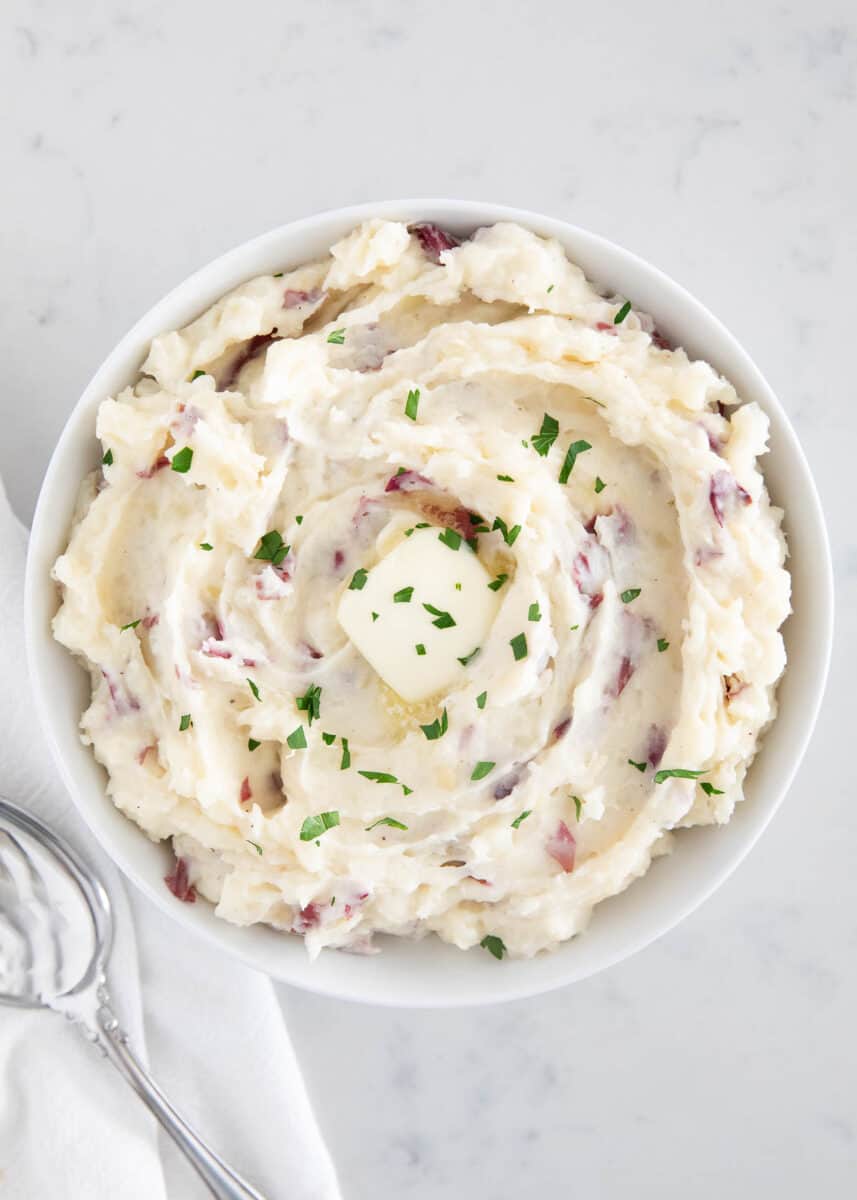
337,527,500,703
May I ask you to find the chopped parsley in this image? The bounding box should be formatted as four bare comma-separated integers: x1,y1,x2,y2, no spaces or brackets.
569,624,579,631
247,678,261,702
614,300,632,325
558,439,592,485
327,328,346,344
273,272,283,278
102,449,113,466
190,369,205,381
423,602,456,629
349,568,369,590
455,582,462,591
179,713,192,731
372,612,379,622
547,284,555,294
254,530,289,565
394,586,414,603
488,572,509,592
476,691,487,709
247,840,263,855
299,811,339,841
528,602,542,622
321,732,336,746
492,517,521,546
700,781,724,796
480,934,507,960
415,521,430,529
457,647,480,667
438,527,462,551
654,768,705,784
404,388,420,420
416,643,426,655
572,795,583,821
340,737,351,770
621,588,642,604
199,542,213,551
471,761,495,781
497,474,515,482
532,413,559,457
657,638,670,652
365,817,409,832
358,770,400,785
510,632,528,661
511,810,532,829
404,528,415,537
594,476,606,494
171,446,193,473
287,725,307,750
248,738,261,751
628,759,647,772
295,514,303,524
296,683,322,725
420,708,449,741
120,619,141,631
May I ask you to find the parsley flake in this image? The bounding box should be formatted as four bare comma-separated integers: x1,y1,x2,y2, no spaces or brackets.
358,770,400,785
457,647,480,667
438,527,462,550
654,768,705,784
349,568,369,590
492,517,521,546
614,300,632,325
476,691,487,709
594,477,606,494
700,781,724,796
199,542,213,551
558,439,592,484
497,474,515,482
254,530,289,564
511,810,532,829
572,795,583,821
423,602,456,629
296,683,322,725
322,732,336,746
621,588,642,604
179,713,192,731
190,369,205,381
287,725,307,750
120,619,141,631
628,759,647,772
247,678,261,702
488,572,508,592
102,449,113,466
471,761,495,781
510,632,528,661
404,388,420,420
547,284,555,294
171,446,193,473
340,737,351,770
528,602,541,622
327,328,345,344
657,638,670,652
532,413,559,457
415,643,426,655
247,840,264,855
420,708,449,741
295,514,303,524
480,934,507,960
371,611,379,622
299,811,339,841
248,738,261,751
365,817,409,831
393,586,414,604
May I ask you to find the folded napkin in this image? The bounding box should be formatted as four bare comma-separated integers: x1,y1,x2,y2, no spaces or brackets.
0,479,342,1200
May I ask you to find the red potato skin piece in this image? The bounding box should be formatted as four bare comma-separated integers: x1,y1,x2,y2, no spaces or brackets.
546,821,576,873
646,725,668,769
282,287,323,309
709,470,751,527
240,776,252,805
409,222,461,262
164,856,196,903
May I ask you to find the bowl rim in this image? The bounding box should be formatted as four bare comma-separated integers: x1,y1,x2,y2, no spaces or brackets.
24,198,834,1007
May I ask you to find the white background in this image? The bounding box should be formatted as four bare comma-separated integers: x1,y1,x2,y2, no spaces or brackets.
2,1,855,1196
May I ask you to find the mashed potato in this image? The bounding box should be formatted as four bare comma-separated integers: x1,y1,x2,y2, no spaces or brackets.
52,219,789,958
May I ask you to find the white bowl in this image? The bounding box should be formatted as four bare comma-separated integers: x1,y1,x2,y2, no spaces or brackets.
25,200,834,1007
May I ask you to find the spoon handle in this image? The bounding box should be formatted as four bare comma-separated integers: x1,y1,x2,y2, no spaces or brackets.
95,1004,267,1200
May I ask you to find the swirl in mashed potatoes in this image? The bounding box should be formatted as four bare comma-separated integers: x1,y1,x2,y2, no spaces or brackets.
52,219,789,958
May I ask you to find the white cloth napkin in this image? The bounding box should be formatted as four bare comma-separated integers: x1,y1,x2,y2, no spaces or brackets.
0,480,342,1200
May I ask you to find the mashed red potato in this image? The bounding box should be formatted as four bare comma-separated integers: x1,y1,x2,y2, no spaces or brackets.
52,219,789,959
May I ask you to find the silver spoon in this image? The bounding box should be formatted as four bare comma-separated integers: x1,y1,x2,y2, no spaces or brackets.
0,795,266,1200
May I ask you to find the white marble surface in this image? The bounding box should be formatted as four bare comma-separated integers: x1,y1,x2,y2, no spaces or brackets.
2,1,855,1195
